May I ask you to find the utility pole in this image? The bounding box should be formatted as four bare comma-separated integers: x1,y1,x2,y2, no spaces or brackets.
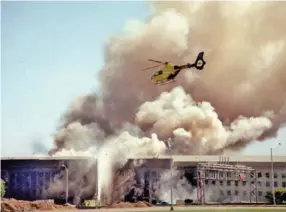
270,148,276,206
61,164,69,205
167,138,174,211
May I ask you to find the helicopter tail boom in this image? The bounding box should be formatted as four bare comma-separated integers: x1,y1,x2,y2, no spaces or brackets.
175,51,206,71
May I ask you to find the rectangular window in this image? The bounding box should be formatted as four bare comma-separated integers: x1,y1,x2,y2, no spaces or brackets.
235,181,239,186
282,182,286,187
220,181,223,186
258,191,263,196
212,180,216,185
205,171,210,178
227,190,231,195
227,180,231,186
274,173,278,178
205,180,208,185
274,181,278,187
235,190,239,196
265,173,270,178
220,190,224,196
282,173,286,179
242,181,246,186
227,172,231,178
257,172,262,178
266,181,270,187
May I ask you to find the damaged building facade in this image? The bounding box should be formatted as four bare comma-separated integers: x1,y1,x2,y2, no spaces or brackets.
1,155,286,204
107,155,286,204
1,156,98,205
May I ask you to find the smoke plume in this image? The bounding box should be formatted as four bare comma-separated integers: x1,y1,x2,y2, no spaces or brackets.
50,1,286,154
47,1,286,201
153,169,196,204
135,86,273,154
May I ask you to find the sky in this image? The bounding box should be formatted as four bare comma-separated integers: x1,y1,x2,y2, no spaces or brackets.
1,1,285,157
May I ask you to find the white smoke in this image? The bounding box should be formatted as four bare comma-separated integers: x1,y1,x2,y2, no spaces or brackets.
136,86,272,154
96,130,166,200
154,169,196,204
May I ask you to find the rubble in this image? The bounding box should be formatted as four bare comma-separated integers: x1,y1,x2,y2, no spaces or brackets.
0,198,154,211
1,198,76,212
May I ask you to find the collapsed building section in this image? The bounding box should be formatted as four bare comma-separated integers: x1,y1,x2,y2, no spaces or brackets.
110,158,171,205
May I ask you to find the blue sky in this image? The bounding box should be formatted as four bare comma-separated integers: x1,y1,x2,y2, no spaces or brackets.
1,1,285,157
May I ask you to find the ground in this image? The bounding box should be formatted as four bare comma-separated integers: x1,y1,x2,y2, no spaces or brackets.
37,206,286,212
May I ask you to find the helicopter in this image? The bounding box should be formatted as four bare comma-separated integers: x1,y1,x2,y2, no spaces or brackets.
141,52,206,85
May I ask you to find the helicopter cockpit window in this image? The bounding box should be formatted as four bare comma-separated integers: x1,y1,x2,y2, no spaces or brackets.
158,70,163,75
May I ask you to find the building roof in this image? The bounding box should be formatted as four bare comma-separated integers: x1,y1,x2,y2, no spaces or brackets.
171,155,286,163
1,155,286,163
0,156,93,160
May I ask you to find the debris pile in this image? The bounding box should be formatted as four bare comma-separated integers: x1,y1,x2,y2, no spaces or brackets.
1,198,76,212
106,201,153,208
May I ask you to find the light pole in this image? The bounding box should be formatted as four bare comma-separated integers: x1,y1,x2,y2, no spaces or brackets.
167,138,174,211
61,164,69,205
270,142,281,206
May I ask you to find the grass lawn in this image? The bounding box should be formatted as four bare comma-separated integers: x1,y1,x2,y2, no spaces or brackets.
149,210,286,212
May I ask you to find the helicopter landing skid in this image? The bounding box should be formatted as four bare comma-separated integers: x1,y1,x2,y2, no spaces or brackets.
158,80,176,85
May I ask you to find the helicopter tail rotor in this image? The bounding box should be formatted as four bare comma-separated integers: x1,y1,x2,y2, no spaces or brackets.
193,52,206,70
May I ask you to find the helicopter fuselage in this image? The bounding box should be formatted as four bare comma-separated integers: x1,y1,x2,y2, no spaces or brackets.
146,51,206,85
151,64,194,84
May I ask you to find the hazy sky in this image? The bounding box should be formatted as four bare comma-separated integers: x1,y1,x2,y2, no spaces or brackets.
1,1,285,157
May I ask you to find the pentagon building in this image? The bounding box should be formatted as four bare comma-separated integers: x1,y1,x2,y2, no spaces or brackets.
1,155,286,204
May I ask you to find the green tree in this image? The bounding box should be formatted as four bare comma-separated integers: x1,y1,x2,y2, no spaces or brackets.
0,179,6,198
265,188,286,204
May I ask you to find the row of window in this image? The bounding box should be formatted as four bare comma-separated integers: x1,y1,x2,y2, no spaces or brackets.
205,180,246,186
220,190,246,196
262,181,286,188
257,172,286,179
219,190,268,197
205,180,286,188
220,190,266,197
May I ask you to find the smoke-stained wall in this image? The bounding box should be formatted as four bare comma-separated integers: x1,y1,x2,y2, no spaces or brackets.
1,159,59,200
1,158,97,204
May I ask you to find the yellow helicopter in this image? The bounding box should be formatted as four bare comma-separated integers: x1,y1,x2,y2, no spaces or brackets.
142,52,206,85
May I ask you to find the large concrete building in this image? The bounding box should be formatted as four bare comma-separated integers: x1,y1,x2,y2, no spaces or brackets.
172,155,286,203
1,156,98,204
1,155,286,204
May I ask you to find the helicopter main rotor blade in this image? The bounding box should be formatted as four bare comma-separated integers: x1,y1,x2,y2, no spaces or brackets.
148,59,165,64
141,64,162,71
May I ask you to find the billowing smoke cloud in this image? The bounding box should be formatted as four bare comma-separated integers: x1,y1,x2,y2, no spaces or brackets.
135,86,273,154
50,1,286,155
47,1,286,202
97,1,286,136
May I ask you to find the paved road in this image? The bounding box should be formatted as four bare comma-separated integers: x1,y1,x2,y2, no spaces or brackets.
38,206,286,212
